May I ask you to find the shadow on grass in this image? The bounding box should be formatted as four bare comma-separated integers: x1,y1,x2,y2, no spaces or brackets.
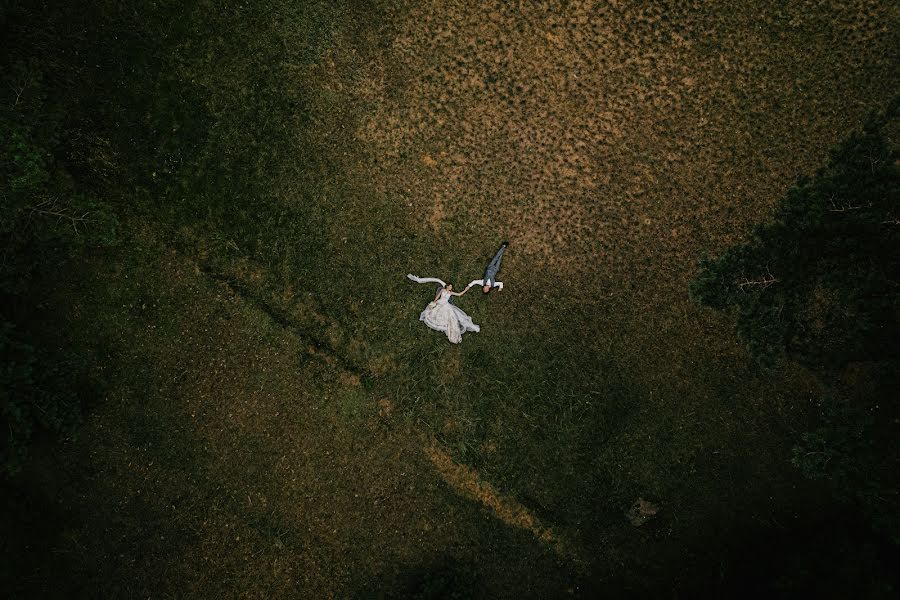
372,556,483,600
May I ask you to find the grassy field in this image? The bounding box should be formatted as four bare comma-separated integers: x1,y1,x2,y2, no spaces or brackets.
4,0,899,597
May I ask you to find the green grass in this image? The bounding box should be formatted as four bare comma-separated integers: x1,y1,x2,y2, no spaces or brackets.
4,0,900,597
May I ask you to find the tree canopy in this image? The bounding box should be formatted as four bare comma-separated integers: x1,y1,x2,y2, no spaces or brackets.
690,101,899,371
691,101,899,543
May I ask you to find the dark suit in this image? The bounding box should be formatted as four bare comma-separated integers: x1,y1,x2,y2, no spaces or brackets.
483,243,507,287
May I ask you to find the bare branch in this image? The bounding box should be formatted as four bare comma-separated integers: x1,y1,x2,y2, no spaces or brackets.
27,197,92,234
863,154,880,173
7,73,31,107
735,265,779,291
827,196,861,213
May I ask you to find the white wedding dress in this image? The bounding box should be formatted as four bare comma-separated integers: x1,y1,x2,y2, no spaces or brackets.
420,289,480,344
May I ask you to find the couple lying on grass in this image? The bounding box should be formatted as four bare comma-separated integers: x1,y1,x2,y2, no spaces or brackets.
407,241,508,344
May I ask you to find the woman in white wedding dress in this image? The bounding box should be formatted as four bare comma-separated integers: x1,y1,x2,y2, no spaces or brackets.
417,282,480,344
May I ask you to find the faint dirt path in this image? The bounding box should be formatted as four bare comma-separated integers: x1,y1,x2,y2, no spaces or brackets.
425,440,585,566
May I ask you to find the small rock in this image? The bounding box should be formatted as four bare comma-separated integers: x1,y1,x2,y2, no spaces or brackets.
626,498,659,526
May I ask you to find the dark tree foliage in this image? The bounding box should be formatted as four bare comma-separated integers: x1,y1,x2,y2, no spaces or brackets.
791,388,899,544
0,323,82,475
1,3,118,475
691,102,900,543
690,102,899,371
